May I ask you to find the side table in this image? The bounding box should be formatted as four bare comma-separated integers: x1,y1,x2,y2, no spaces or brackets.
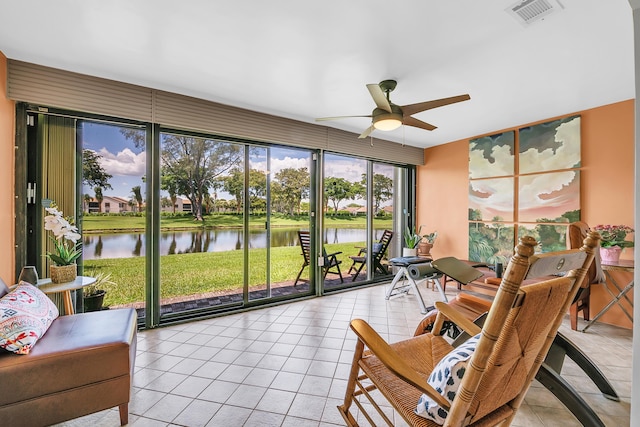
37,276,96,315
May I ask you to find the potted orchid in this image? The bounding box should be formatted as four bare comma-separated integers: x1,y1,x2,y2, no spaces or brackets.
44,203,82,283
593,224,634,264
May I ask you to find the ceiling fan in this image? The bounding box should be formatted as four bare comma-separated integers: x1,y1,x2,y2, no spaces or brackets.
316,79,470,139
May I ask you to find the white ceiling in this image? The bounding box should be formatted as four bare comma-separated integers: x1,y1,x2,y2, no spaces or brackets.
0,0,634,148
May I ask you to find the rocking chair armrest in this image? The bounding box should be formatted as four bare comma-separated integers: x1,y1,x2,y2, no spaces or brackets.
326,251,342,257
349,318,451,410
433,302,482,337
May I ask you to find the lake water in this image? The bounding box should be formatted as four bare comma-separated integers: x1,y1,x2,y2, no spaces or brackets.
82,228,387,260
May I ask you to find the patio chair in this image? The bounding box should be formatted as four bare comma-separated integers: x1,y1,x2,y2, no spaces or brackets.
294,230,343,286
347,229,393,281
338,233,599,426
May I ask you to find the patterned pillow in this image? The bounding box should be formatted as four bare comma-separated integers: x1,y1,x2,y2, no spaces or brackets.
415,333,481,423
0,282,59,354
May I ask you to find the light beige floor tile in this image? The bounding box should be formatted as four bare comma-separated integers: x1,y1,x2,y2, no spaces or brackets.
56,282,631,426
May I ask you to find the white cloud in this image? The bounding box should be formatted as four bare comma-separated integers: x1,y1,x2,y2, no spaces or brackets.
97,147,146,176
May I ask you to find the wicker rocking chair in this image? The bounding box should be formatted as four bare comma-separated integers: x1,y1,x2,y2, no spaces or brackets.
338,233,599,426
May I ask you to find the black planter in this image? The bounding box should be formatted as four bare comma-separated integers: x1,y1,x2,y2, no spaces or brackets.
83,290,106,312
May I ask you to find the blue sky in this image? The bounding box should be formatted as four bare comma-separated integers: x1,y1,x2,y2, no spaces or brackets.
81,121,394,207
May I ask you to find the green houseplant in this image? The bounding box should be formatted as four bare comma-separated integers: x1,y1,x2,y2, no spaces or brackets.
403,225,422,256
419,230,438,257
83,270,115,312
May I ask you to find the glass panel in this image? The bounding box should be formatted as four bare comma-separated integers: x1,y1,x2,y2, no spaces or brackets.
322,153,367,287
372,162,396,277
158,132,244,314
248,146,269,300
322,155,398,288
81,121,147,317
262,146,312,297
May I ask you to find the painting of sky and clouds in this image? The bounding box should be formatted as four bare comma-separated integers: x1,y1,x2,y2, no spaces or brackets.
469,131,514,179
518,170,580,223
519,116,581,174
468,177,514,222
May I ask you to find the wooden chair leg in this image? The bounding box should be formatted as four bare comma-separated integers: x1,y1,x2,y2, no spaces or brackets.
338,339,364,427
570,303,579,331
351,263,366,281
118,403,128,426
294,263,307,286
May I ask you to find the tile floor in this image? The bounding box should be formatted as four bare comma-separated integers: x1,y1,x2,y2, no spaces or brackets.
58,281,631,426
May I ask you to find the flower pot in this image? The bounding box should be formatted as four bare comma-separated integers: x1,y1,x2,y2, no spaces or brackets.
418,242,433,257
83,290,107,312
50,264,77,284
600,246,622,265
402,247,418,257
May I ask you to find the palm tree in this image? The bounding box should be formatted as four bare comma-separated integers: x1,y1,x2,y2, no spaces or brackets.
94,187,103,213
83,193,92,213
131,186,143,212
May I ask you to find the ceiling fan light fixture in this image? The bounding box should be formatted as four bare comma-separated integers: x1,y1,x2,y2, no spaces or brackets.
373,116,402,131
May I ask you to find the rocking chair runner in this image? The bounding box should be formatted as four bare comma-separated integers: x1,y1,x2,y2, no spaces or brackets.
338,233,599,426
294,230,343,286
348,229,393,281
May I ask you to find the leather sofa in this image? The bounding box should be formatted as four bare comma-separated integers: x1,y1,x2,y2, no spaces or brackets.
0,279,137,426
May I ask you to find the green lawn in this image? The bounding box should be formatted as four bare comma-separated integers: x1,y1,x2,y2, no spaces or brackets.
81,212,393,307
84,241,363,307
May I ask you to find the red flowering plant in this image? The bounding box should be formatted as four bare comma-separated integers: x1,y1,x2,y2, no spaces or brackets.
593,224,634,248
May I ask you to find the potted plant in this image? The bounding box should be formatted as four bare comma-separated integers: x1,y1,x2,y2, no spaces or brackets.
419,230,438,257
83,270,115,312
44,203,82,283
403,225,422,257
593,224,634,264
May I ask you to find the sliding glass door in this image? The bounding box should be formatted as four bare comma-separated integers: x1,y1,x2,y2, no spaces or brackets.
322,153,399,291
21,107,408,327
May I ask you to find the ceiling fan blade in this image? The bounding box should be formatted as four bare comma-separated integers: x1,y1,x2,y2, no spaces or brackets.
401,94,470,116
403,116,437,131
366,84,392,113
358,125,376,139
316,115,371,122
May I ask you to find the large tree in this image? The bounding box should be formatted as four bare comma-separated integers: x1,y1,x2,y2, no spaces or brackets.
221,168,244,213
82,149,112,190
324,177,355,215
160,135,242,221
273,167,309,215
360,173,393,213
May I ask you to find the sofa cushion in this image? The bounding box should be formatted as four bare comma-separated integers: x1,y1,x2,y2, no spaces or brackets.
0,282,59,354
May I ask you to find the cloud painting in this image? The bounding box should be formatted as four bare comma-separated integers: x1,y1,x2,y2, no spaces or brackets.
518,170,580,223
468,177,514,221
469,131,514,179
519,116,581,174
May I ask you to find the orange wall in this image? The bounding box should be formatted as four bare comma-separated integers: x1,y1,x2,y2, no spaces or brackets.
0,52,15,283
417,100,635,328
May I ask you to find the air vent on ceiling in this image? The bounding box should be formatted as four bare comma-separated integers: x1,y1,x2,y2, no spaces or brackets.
506,0,562,26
